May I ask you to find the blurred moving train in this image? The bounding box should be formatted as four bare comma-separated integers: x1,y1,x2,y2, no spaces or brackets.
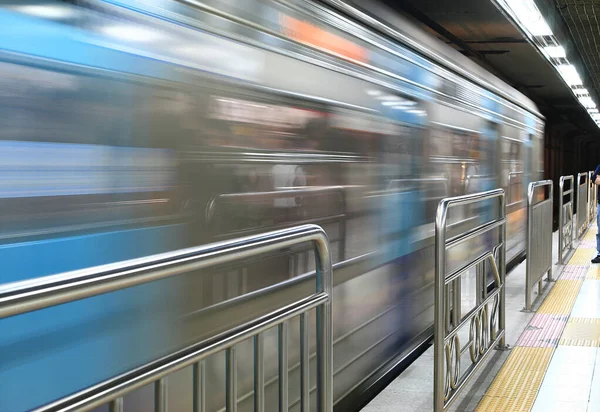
0,0,544,411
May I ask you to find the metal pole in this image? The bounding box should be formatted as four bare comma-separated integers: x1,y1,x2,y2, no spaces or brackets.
154,379,167,412
434,198,448,412
499,191,506,348
315,231,333,412
193,361,205,412
526,181,533,311
109,399,123,412
279,322,289,412
558,176,564,265
226,348,237,412
300,313,310,412
254,334,265,412
548,182,554,281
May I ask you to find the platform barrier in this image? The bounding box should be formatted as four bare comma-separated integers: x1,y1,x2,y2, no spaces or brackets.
525,180,553,311
0,225,334,412
558,175,574,264
590,171,597,224
577,172,588,238
434,189,507,412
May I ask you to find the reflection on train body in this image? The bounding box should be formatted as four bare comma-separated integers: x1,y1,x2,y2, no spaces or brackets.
0,0,544,411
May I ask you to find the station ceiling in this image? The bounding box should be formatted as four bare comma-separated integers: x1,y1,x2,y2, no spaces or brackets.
555,0,600,101
381,0,600,139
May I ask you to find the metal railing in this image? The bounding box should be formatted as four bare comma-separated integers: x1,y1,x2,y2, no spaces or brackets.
0,225,333,412
590,171,597,224
577,172,589,238
525,180,553,311
558,175,574,265
434,189,507,412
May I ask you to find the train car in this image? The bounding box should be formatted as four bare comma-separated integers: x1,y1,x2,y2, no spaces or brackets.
0,0,544,411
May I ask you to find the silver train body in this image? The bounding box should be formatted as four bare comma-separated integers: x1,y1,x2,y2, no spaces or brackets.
0,0,543,411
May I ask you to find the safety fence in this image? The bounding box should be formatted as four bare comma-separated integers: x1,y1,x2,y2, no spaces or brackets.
558,175,575,265
577,172,589,238
0,224,333,412
434,189,507,412
590,171,598,225
525,180,553,311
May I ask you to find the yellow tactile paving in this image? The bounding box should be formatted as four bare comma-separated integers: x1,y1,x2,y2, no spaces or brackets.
475,347,553,412
584,227,597,240
477,223,597,412
586,265,600,280
559,318,600,346
568,247,597,265
536,280,583,315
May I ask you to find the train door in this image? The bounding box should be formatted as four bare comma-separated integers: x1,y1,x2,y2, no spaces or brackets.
501,134,526,259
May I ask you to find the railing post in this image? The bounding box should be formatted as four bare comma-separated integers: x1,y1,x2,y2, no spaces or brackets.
558,175,574,265
433,197,447,412
499,190,507,348
315,230,333,412
577,173,589,238
525,180,553,311
434,189,507,412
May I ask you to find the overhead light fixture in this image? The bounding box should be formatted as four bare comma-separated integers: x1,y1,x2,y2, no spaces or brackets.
579,96,596,108
558,64,583,86
495,0,599,130
574,88,590,97
502,0,553,36
543,46,566,59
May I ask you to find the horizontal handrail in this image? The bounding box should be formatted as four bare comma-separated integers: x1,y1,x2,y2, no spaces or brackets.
0,225,330,319
0,225,334,412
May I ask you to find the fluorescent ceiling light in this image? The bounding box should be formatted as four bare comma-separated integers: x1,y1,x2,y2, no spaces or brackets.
16,5,75,19
574,88,590,96
579,97,596,108
543,46,566,59
558,64,582,86
503,0,553,36
102,25,163,43
589,109,599,114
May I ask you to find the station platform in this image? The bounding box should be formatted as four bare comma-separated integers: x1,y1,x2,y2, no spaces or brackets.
361,220,599,412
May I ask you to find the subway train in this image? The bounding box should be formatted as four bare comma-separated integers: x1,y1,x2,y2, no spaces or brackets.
0,0,544,411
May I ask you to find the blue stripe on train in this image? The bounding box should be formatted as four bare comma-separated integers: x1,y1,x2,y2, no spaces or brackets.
0,224,186,412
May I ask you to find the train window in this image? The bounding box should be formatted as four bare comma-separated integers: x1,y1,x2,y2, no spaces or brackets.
0,62,180,243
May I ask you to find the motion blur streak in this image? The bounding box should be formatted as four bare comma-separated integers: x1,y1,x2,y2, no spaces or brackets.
0,0,543,411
